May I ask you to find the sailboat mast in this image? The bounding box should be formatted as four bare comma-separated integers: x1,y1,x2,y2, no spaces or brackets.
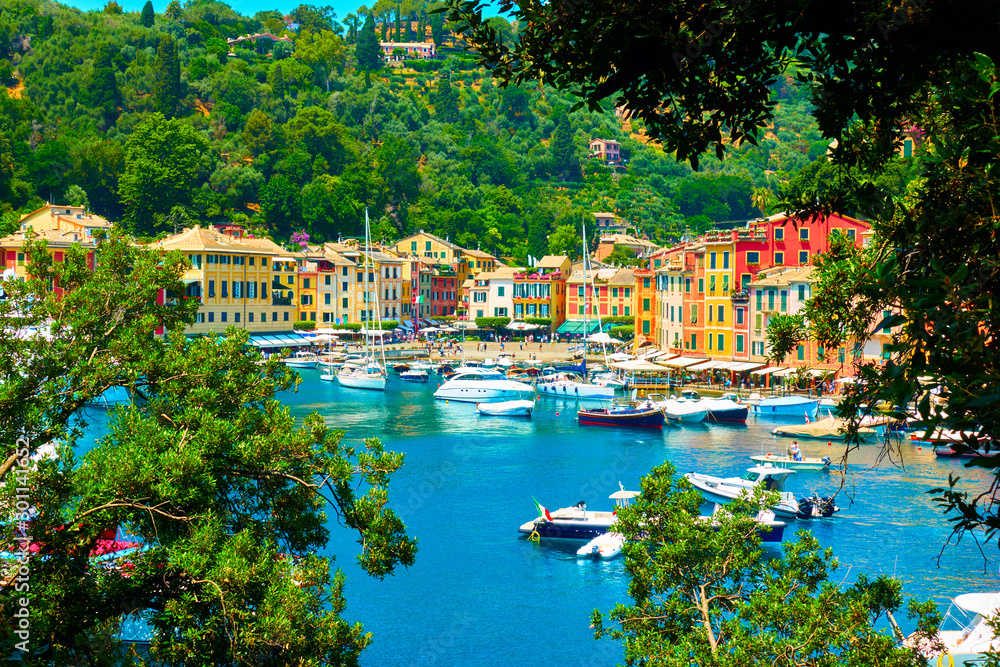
581,216,588,376
366,208,387,369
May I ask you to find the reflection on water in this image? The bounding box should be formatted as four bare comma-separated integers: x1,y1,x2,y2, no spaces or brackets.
77,368,1000,666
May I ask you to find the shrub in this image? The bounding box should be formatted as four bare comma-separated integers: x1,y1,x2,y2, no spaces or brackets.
609,325,635,339
525,317,552,327
294,320,316,331
601,316,634,326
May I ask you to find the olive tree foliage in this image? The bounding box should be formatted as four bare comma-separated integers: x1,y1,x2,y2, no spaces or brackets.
763,313,807,366
0,234,417,664
593,464,941,667
445,0,1000,542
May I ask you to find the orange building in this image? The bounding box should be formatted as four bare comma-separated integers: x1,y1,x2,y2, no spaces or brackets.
633,268,657,346
512,255,570,332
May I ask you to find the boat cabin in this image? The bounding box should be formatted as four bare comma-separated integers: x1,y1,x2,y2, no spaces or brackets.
742,464,796,492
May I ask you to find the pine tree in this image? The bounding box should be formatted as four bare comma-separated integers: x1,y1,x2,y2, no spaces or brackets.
140,0,154,27
152,35,180,118
356,12,382,85
86,44,120,124
430,12,444,48
270,62,285,99
431,76,459,122
550,112,581,181
394,6,401,41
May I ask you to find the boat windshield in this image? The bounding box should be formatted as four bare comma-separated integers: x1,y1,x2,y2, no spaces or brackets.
939,603,983,635
742,472,760,481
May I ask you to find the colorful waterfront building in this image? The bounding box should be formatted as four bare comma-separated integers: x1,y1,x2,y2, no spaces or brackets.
512,255,570,331
561,267,635,337
633,267,657,346
147,225,296,334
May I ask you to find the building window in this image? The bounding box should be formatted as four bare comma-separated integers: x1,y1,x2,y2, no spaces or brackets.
722,251,730,269
498,286,504,297
208,280,216,298
690,333,696,349
717,305,724,322
643,277,650,288
800,228,809,241
756,291,762,311
221,282,228,298
691,304,698,323
780,290,788,312
698,278,704,293
642,320,650,335
643,298,650,312
736,334,744,353
746,251,759,264
234,312,240,323
685,278,691,293
325,293,331,305
775,252,784,265
612,287,618,298
273,312,278,322
736,308,744,324
797,344,805,360
612,306,618,316
709,275,716,293
342,298,348,308
208,312,214,323
284,312,289,321
249,312,254,322
882,310,892,333
710,252,717,269
624,306,630,316
798,285,807,301
755,313,762,330
847,229,856,241
775,228,784,241
707,333,713,350
799,251,808,264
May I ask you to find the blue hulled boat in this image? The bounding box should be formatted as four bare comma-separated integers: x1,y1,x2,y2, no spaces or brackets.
577,400,665,428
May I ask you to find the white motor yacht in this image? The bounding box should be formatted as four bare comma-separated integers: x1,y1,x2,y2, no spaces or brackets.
282,351,318,369
905,592,1000,665
434,367,535,403
685,463,839,520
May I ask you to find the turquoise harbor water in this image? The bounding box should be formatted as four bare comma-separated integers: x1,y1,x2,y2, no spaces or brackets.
83,370,999,665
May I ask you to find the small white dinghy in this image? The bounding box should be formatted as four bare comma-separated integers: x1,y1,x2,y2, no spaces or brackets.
400,370,429,382
477,399,534,417
577,532,625,559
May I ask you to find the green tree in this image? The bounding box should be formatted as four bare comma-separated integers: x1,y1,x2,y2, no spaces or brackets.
592,463,937,666
474,316,511,333
294,29,346,91
373,135,420,228
550,112,580,181
291,4,339,34
85,43,120,125
0,233,416,663
119,113,209,233
547,224,579,258
152,34,181,118
431,75,459,122
164,0,181,19
260,174,303,237
140,0,155,27
355,12,382,85
242,108,276,156
603,245,642,267
764,313,807,365
429,6,444,47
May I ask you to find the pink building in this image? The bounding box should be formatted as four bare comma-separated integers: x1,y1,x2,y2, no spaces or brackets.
589,138,620,164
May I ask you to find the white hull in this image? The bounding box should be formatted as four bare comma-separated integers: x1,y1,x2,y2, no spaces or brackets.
577,532,624,559
435,385,534,403
665,407,708,422
684,472,800,519
400,371,429,382
284,361,318,369
477,399,534,416
536,381,615,399
336,372,387,391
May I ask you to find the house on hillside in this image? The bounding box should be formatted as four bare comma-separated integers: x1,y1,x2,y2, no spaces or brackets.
380,41,436,60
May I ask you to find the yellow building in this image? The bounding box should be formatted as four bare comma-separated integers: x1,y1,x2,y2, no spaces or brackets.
459,249,500,281
1,204,114,286
703,238,735,358
315,247,356,325
148,225,296,334
393,231,464,263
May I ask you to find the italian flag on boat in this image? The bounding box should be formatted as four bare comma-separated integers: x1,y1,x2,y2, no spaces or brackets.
533,498,553,521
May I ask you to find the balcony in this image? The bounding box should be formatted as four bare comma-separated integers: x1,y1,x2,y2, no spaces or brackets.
272,296,292,306
730,289,749,303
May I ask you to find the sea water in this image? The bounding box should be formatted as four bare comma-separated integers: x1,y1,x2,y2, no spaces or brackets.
82,371,1000,665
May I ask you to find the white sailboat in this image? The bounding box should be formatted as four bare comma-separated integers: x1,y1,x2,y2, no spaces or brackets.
333,209,388,391
537,216,614,399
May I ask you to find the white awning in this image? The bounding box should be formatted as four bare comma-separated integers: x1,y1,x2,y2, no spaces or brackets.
661,357,709,368
361,329,392,337
687,361,719,371
808,369,831,376
751,366,786,376
730,362,764,372
772,367,800,377
834,376,858,384
611,360,672,372
271,256,297,263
